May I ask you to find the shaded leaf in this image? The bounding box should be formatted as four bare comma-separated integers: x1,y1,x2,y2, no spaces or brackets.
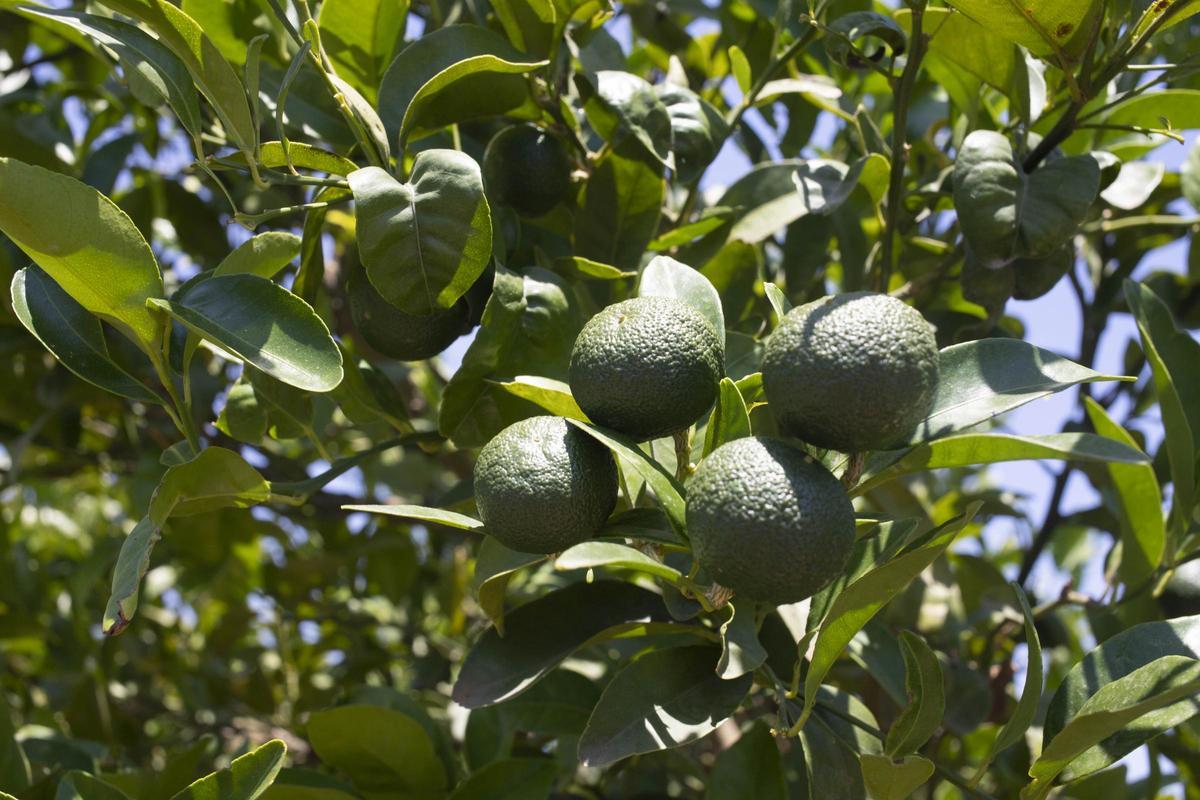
342,504,485,531
307,706,446,794
447,758,557,800
717,602,767,680
703,378,752,457
639,254,724,337
859,754,934,800
579,70,673,168
884,631,944,757
169,740,286,800
214,232,302,278
555,541,683,585
471,537,545,634
316,0,407,103
574,143,665,269
706,722,786,800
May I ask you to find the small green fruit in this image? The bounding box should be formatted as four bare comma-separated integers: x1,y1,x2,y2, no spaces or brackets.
687,436,855,605
569,296,724,441
473,416,618,554
347,272,471,361
763,292,939,452
482,124,573,217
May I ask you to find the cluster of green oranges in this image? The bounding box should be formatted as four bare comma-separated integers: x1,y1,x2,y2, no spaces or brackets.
474,291,941,606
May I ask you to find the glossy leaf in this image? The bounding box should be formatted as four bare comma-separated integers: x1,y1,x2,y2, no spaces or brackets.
703,378,752,457
342,504,485,531
102,517,160,635
169,740,286,800
555,542,684,585
349,152,491,316
860,754,934,800
825,12,907,68
316,0,407,103
953,130,1099,268
1130,0,1200,38
945,0,1101,59
706,722,786,800
716,602,767,680
1083,397,1164,583
214,232,301,278
447,758,557,800
490,376,587,420
578,646,751,767
656,83,728,183
855,432,1148,496
1025,656,1200,798
307,706,446,794
975,584,1043,779
884,631,944,757
101,0,258,158
722,159,859,244
566,420,687,536
574,143,665,269
149,447,270,525
909,338,1131,444
491,0,557,56
148,274,343,392
639,254,725,337
471,537,545,634
896,7,1018,99
453,581,672,707
378,24,547,143
579,70,673,168
1044,614,1200,778
11,266,160,403
26,8,203,138
799,505,980,727
0,157,163,349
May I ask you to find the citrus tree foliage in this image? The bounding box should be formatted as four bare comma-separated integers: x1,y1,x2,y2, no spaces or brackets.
2,0,1200,797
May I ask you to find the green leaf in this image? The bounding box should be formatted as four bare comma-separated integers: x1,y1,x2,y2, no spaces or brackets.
884,631,944,757
656,84,728,183
11,266,160,403
102,517,159,635
453,581,671,707
447,758,557,800
706,722,786,800
316,0,407,104
859,754,934,800
248,371,314,440
719,159,862,244
599,507,687,548
342,504,485,531
953,130,1099,268
149,447,270,525
909,338,1131,444
799,505,980,728
703,378,752,457
728,44,751,93
556,541,683,585
56,772,132,800
578,646,751,767
639,254,725,337
1098,89,1200,159
579,70,673,168
169,740,286,800
471,537,545,634
331,75,391,166
896,7,1019,98
0,157,164,350
560,256,638,280
566,419,687,537
178,0,270,65
1083,397,1164,583
944,0,1101,59
378,24,547,143
975,584,1043,779
1044,614,1200,780
25,8,203,138
1183,136,1200,210
148,274,343,392
574,143,665,269
216,379,268,442
490,376,587,420
1125,280,1199,534
100,0,258,158
716,602,767,680
307,706,446,794
824,12,907,69
214,232,301,278
1131,0,1200,39
1024,656,1200,799
491,0,558,56
349,152,492,316
0,703,29,793
855,432,1149,496
256,142,357,176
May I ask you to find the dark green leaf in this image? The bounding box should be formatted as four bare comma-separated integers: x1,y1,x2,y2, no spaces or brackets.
717,602,767,680
168,739,286,800
909,339,1131,444
703,378,752,457
471,537,545,634
307,706,446,794
0,703,29,793
656,83,728,183
447,758,557,800
706,722,786,800
574,143,665,269
825,12,907,68
378,24,547,143
556,541,684,585
884,631,944,757
148,274,343,392
953,131,1099,268
56,772,132,800
578,646,751,767
349,152,491,316
453,581,672,707
859,754,934,800
11,266,160,403
974,584,1042,779
579,70,673,168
